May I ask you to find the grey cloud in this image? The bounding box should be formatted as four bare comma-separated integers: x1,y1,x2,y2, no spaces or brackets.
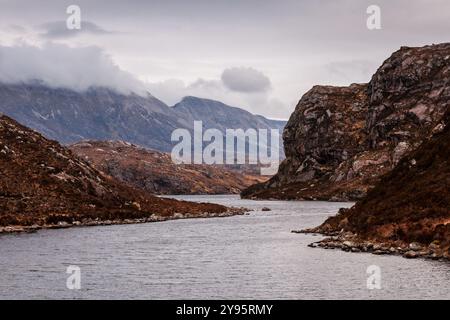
0,0,449,119
7,24,27,33
0,43,146,95
188,78,223,91
147,74,289,119
221,67,271,93
40,21,114,39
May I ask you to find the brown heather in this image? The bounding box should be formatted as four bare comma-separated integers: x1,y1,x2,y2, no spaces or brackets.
0,115,236,227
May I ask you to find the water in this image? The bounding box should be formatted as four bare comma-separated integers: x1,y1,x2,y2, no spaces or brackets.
0,195,448,300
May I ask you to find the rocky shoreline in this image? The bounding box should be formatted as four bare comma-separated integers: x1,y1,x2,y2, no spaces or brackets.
293,229,450,262
0,207,248,235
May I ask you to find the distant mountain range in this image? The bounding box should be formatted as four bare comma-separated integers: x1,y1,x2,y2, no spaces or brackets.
0,83,285,156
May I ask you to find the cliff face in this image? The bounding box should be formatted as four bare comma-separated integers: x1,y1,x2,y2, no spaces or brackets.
307,109,449,258
0,115,234,228
242,43,450,201
70,140,267,195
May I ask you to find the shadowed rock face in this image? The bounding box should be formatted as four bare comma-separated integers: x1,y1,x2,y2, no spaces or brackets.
242,43,450,201
0,115,231,227
312,109,450,252
276,84,369,189
70,140,268,195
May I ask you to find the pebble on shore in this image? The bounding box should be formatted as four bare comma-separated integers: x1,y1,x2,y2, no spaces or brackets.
295,229,450,262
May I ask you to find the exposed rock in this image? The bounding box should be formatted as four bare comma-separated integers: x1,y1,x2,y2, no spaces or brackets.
302,108,450,260
403,251,418,259
242,43,450,201
409,242,423,251
343,241,355,248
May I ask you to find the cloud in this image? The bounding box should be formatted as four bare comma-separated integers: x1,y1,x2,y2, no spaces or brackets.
0,41,290,118
221,67,271,93
324,60,378,84
147,73,290,119
0,43,146,95
39,21,114,39
6,24,27,34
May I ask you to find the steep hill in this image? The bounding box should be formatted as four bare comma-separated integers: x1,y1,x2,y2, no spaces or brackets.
0,115,241,231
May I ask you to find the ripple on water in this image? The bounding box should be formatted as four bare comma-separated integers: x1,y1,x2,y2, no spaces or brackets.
0,195,449,299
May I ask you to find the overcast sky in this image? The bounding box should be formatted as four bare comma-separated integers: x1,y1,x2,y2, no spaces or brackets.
0,0,449,119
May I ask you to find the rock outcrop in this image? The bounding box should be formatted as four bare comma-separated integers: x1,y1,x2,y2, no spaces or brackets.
301,108,450,260
0,115,243,230
242,43,450,201
70,140,267,195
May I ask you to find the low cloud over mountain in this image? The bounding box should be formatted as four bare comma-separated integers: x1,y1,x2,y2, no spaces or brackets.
0,43,146,95
0,42,288,117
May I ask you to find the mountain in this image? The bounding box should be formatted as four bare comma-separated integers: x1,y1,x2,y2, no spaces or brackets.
242,43,450,200
173,96,286,161
70,140,268,195
302,109,449,260
0,114,242,232
0,83,180,152
0,83,285,156
173,96,286,132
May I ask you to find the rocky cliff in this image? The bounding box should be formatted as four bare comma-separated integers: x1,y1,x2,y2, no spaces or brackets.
242,43,450,201
70,140,267,195
0,115,241,231
301,109,449,260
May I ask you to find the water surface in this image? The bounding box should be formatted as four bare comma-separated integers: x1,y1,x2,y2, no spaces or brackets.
0,195,448,299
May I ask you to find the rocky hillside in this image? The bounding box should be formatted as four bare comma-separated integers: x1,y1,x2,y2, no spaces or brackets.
0,84,284,154
70,140,267,195
302,109,449,260
0,115,241,231
243,43,450,201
